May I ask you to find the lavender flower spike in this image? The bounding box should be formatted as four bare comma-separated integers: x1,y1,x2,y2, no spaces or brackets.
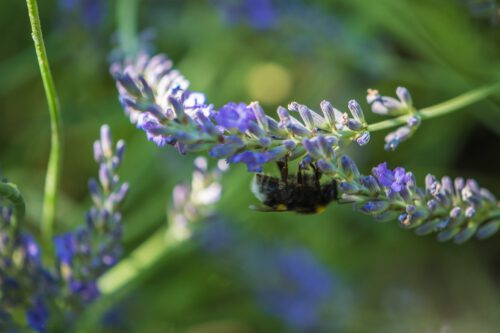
168,158,227,240
342,161,500,243
55,124,128,311
111,52,370,172
112,52,499,243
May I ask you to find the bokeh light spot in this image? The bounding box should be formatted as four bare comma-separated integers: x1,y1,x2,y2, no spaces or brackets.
246,62,291,104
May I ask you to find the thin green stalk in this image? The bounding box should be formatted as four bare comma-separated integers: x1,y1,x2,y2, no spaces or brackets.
117,0,140,56
368,82,500,132
25,0,63,243
0,182,26,222
75,228,188,332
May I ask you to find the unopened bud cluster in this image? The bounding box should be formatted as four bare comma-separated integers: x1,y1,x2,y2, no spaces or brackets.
338,161,499,243
367,87,421,151
168,157,226,240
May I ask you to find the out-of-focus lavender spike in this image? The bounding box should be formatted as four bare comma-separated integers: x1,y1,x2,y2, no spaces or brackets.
54,125,128,311
168,158,227,240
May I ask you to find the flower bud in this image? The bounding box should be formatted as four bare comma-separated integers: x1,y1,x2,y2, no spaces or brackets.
250,102,269,132
348,100,365,123
396,86,412,107
360,200,389,214
476,220,500,239
356,132,370,146
339,155,360,180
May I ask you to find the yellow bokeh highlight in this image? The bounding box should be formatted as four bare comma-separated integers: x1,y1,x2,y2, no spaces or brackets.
246,62,292,105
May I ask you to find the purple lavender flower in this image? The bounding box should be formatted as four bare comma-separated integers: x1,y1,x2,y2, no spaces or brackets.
59,0,105,29
372,162,394,187
55,125,128,309
227,150,269,172
54,232,77,265
215,102,257,132
27,298,49,333
197,217,348,331
372,162,413,194
254,247,334,330
224,233,344,329
212,0,278,30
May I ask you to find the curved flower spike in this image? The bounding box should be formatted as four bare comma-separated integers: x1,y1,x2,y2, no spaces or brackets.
111,52,371,172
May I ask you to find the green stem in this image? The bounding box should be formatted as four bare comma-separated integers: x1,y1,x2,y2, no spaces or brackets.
75,228,186,332
25,0,63,243
117,0,140,56
99,228,179,294
0,182,26,223
367,82,500,132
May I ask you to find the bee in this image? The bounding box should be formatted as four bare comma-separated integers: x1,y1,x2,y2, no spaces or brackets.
250,160,338,214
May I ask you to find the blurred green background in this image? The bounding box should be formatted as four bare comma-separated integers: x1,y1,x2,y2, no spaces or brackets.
1,0,500,332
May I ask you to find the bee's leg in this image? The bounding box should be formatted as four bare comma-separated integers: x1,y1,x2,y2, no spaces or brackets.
276,157,289,184
297,163,304,185
310,162,322,190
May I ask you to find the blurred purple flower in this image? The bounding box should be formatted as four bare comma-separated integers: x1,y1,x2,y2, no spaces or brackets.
212,0,278,30
59,0,105,28
26,298,48,333
251,247,334,330
54,232,77,265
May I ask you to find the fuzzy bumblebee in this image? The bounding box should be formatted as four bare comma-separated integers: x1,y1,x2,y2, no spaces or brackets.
251,162,338,214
